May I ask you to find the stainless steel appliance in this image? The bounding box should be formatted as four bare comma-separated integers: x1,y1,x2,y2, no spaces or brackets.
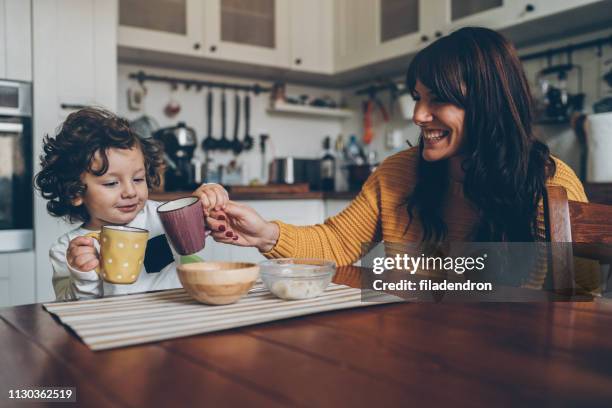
0,80,33,252
269,158,321,190
153,122,198,191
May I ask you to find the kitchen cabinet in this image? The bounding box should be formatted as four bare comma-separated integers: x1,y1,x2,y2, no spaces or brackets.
119,0,293,69
204,0,290,68
335,0,606,74
442,0,521,32
334,0,444,71
517,0,603,23
0,251,35,307
289,0,334,74
118,0,204,56
0,0,32,81
334,0,377,71
32,0,117,302
370,0,446,68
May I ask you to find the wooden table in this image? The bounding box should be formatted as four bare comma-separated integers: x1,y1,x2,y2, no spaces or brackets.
2,266,612,407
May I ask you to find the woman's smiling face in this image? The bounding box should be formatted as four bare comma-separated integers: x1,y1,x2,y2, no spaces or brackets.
412,80,466,162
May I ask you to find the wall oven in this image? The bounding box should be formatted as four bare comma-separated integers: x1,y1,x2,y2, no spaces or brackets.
0,80,33,252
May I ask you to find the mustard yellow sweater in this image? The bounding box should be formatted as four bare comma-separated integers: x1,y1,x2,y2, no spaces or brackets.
264,147,596,290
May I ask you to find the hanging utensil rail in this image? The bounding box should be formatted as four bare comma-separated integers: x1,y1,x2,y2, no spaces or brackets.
519,34,612,62
129,70,271,94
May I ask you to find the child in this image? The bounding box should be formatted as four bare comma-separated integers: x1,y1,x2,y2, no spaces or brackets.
35,107,228,300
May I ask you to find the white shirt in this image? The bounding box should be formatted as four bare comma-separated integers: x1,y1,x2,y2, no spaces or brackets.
50,200,182,301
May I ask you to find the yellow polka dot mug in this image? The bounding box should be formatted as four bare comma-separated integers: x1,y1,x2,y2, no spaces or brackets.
85,226,149,284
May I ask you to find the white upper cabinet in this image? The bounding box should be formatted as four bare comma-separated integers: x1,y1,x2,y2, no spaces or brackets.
442,0,521,32
334,0,377,71
118,0,204,56
335,0,443,72
118,0,606,76
0,0,32,81
289,0,334,74
371,0,445,67
204,0,290,68
516,0,602,23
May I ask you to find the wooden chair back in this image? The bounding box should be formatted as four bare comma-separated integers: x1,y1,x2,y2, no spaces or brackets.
544,185,612,294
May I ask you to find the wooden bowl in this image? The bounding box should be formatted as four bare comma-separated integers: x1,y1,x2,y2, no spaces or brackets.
176,262,259,305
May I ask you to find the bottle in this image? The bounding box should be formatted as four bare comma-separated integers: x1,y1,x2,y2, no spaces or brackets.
345,134,365,165
320,136,336,192
334,134,348,192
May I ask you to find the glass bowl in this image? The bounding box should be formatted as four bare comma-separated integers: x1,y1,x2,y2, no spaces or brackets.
259,258,336,300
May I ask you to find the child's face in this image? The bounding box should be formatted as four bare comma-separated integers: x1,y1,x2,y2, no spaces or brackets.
73,147,149,229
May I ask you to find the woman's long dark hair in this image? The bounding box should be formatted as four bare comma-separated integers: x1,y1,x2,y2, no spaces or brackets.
406,27,555,243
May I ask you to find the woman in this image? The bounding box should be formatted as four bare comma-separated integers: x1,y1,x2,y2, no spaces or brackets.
199,27,595,291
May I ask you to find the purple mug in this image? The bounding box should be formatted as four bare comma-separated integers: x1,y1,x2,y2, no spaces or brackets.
157,196,206,255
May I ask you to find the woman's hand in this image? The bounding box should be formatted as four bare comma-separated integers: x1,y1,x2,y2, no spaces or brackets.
207,201,280,253
192,183,229,217
67,236,99,272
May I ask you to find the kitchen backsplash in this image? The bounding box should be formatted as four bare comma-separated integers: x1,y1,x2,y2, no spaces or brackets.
117,64,345,186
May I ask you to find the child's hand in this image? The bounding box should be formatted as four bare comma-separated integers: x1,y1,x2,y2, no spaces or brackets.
192,183,230,216
67,236,99,272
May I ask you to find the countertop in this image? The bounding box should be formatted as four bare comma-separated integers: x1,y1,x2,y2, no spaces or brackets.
150,183,611,204
150,190,358,201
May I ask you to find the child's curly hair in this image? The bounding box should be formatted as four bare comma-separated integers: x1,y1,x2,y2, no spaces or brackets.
34,107,164,223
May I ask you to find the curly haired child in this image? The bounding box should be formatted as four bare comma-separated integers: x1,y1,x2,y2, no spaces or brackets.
35,107,228,300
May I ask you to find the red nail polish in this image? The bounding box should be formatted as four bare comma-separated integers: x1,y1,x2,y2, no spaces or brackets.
218,215,226,221
218,225,226,232
225,231,233,238
232,235,239,240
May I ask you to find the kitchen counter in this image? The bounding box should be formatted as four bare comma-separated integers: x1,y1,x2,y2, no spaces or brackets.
150,190,358,202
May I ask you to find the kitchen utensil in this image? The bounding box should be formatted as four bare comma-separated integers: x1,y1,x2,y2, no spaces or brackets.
242,94,254,151
259,258,336,300
217,88,231,150
535,63,585,123
157,197,207,255
202,88,217,151
259,134,269,183
231,91,243,154
127,86,145,111
153,122,197,191
269,158,321,189
164,84,181,118
363,99,374,144
177,261,259,305
129,115,159,139
84,226,149,284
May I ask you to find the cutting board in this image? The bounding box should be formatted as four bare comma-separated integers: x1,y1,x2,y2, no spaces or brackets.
228,183,310,194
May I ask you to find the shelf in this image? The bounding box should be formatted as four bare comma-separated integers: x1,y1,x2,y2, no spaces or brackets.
266,101,354,119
